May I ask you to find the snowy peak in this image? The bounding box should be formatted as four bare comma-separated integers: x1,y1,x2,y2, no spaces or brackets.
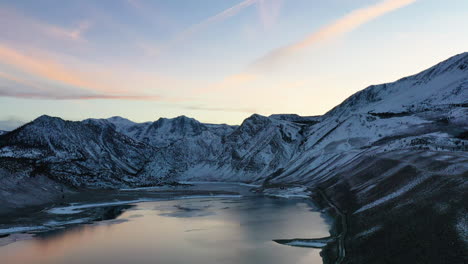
3,114,151,154
31,115,66,128
232,114,309,140
151,115,204,137
0,115,155,188
227,114,283,140
7,115,72,144
126,116,208,147
83,116,142,132
410,52,468,82
269,114,321,125
207,113,305,180
83,115,235,149
241,113,272,126
326,52,468,118
106,116,138,127
269,114,303,121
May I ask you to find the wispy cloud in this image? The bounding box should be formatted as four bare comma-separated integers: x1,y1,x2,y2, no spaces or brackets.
178,0,258,40
0,44,111,93
252,0,418,68
0,44,193,101
204,0,417,95
126,0,179,31
0,71,48,92
0,89,162,100
47,20,92,41
195,73,258,94
139,0,260,56
0,70,163,100
0,7,91,43
258,0,284,29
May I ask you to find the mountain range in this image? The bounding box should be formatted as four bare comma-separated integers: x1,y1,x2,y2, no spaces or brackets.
0,52,467,263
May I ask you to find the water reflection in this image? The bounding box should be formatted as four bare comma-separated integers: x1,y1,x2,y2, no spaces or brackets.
1,197,329,264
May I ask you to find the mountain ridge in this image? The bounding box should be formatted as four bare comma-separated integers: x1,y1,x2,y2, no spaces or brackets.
1,53,466,187
0,52,467,264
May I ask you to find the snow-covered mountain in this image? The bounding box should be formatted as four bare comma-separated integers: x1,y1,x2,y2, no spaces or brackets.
182,53,467,184
0,53,466,188
179,113,310,182
265,52,468,185
83,115,237,179
0,52,467,263
85,115,235,147
327,52,467,117
0,115,158,187
258,52,467,264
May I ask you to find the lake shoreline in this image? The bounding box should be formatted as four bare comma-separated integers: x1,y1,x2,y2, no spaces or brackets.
0,189,330,264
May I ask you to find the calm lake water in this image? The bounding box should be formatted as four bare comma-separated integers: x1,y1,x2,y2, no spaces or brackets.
0,196,329,264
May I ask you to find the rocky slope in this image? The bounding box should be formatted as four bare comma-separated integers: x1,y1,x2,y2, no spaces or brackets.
260,52,468,263
266,52,468,185
0,116,158,188
0,52,467,263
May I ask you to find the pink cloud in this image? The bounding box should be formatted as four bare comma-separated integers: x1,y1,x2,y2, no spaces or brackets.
0,44,193,101
0,90,163,100
253,0,418,68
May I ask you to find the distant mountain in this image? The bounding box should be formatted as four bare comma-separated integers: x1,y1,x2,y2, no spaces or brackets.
0,115,157,187
83,115,237,179
180,113,309,182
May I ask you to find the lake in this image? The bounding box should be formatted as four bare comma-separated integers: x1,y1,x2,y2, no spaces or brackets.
0,184,330,264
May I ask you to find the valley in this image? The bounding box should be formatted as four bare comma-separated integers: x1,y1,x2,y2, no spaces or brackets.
0,53,467,263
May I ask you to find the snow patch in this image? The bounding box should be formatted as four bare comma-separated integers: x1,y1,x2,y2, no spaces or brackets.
284,240,328,248
44,218,92,226
354,175,431,214
355,225,383,238
178,195,242,200
47,199,156,214
0,226,46,235
263,187,311,198
178,181,261,187
456,211,468,246
48,195,242,215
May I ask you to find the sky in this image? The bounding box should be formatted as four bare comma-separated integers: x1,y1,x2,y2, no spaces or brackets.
0,0,467,128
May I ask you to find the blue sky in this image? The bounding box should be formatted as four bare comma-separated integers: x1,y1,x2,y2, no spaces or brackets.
0,0,467,128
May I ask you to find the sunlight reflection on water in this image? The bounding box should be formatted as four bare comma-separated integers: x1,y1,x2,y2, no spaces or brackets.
1,197,329,264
